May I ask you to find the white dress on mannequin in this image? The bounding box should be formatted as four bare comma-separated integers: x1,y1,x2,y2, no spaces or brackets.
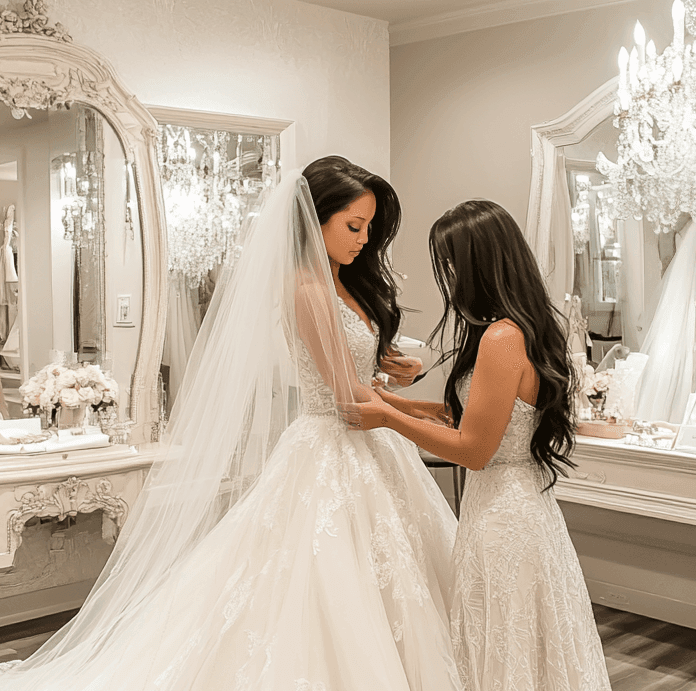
635,220,696,423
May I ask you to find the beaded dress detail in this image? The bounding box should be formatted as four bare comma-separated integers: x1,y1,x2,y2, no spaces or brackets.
450,372,611,691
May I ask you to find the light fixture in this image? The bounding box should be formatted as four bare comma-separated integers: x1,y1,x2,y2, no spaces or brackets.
597,0,696,233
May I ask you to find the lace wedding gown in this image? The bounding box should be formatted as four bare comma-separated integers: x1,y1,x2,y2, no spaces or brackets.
2,297,461,691
450,374,611,691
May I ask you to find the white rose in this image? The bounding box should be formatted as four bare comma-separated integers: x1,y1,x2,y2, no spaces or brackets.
60,388,81,407
74,367,90,387
85,364,107,387
49,365,67,379
39,390,54,409
43,379,58,401
77,385,98,405
20,380,42,406
56,369,77,389
33,368,49,385
594,371,612,392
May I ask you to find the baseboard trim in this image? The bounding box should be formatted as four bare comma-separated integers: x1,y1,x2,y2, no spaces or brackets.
587,578,696,630
0,580,93,628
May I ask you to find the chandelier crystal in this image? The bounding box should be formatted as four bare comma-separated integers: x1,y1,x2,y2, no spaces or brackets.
597,0,696,233
157,125,280,288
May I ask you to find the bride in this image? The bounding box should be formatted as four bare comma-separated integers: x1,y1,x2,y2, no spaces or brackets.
1,157,461,690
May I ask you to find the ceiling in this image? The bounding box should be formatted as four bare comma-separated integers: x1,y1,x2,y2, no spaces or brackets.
300,0,637,45
300,0,493,25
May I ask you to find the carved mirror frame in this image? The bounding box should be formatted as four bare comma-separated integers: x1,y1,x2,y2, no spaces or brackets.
524,77,618,302
0,33,168,444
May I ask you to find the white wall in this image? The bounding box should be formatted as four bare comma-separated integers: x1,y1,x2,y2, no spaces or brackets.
390,0,673,402
53,0,391,178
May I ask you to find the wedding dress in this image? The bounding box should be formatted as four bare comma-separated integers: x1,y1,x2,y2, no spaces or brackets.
450,373,611,691
0,171,461,690
634,219,696,424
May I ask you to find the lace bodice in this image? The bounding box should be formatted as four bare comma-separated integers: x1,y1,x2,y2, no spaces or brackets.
295,297,378,415
457,372,541,470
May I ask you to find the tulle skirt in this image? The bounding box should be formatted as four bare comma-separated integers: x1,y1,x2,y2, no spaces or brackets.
2,414,461,690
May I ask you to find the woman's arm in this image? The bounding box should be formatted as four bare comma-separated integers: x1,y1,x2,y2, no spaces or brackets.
375,386,451,424
341,322,530,470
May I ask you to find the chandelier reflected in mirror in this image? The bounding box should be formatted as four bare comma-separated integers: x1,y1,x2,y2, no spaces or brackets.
157,126,280,288
597,0,696,233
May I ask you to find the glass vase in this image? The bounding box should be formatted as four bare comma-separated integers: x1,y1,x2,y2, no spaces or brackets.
39,408,57,430
96,405,118,435
587,392,607,420
57,402,87,431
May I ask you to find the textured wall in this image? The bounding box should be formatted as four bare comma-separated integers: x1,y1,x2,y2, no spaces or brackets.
51,0,390,176
390,0,673,394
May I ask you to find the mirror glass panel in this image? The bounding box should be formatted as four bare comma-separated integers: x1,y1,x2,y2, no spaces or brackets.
0,103,143,419
156,124,280,415
560,113,695,425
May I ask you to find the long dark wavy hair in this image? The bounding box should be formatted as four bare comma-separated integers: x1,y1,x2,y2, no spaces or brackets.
428,199,577,489
302,156,402,363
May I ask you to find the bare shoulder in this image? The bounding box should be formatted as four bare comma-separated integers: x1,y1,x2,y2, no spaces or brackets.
479,319,528,368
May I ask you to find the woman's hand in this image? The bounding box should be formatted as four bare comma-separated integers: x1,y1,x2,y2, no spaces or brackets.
338,390,392,431
378,352,423,388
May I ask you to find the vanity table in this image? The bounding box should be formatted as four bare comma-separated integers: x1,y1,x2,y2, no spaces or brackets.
0,444,157,625
556,438,696,630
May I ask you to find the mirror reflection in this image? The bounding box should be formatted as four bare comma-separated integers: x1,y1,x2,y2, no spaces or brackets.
156,124,280,415
562,116,694,425
0,103,143,420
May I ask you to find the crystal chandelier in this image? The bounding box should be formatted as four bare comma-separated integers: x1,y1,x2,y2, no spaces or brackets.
597,0,696,233
157,125,280,288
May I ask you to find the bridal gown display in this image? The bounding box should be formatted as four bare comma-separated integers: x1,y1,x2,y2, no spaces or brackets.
450,373,611,691
1,300,461,690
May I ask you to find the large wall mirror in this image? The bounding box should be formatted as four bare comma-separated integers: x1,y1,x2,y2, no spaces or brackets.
527,78,696,427
0,103,143,420
148,107,293,417
0,30,167,443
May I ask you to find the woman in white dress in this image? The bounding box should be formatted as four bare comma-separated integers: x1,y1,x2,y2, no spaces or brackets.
0,158,461,690
342,200,612,690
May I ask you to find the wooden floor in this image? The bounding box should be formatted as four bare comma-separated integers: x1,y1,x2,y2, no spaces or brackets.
594,604,696,690
0,604,694,688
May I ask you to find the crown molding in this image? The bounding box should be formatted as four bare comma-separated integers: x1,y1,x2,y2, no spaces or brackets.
389,0,638,47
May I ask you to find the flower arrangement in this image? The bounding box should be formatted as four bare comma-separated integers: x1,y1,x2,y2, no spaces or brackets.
581,368,613,398
572,353,614,421
19,362,118,419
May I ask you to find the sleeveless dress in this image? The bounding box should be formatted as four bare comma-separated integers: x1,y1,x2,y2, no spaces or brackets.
450,373,611,691
1,297,461,691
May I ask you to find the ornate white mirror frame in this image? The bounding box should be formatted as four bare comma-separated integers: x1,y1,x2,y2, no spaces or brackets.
0,32,168,445
524,77,618,307
523,77,696,528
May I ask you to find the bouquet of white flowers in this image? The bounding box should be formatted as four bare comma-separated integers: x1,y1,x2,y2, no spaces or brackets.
571,353,613,421
19,362,119,418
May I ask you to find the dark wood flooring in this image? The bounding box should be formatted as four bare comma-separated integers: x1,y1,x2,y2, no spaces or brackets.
0,604,694,688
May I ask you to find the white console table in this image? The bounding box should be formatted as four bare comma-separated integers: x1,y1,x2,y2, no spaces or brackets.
0,444,157,569
558,437,696,629
558,437,696,525
0,444,157,625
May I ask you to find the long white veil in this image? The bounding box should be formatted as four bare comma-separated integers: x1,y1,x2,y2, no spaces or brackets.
1,170,366,688
635,220,696,423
